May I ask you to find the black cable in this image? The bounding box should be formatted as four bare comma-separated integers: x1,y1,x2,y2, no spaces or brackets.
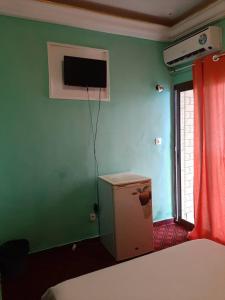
87,87,102,233
87,87,95,157
87,88,101,177
94,88,102,176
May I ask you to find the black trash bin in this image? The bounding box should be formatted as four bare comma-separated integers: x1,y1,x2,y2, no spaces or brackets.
0,239,30,278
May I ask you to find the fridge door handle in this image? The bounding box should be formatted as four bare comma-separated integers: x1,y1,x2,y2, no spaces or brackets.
115,180,150,189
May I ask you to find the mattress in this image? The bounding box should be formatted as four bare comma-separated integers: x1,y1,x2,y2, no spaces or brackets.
42,239,225,300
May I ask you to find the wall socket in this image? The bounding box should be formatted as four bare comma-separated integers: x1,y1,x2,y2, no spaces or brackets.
90,212,96,222
154,137,162,145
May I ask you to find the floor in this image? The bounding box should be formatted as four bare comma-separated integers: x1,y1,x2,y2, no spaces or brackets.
2,221,188,300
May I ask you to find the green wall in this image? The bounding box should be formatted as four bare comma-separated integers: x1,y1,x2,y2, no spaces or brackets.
172,68,192,85
0,16,172,252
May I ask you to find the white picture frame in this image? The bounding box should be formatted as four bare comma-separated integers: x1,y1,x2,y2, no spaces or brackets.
47,42,110,101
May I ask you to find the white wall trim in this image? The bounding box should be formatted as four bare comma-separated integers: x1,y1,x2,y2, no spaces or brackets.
0,0,169,41
0,0,225,42
170,0,225,40
47,42,110,101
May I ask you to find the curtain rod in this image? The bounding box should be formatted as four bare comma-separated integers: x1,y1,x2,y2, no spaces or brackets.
212,51,225,61
170,50,225,73
169,64,194,74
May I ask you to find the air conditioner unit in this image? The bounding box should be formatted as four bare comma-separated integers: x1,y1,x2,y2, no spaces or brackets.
163,26,222,67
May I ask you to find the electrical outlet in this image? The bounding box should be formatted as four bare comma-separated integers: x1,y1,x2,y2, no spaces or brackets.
154,137,162,145
90,212,96,222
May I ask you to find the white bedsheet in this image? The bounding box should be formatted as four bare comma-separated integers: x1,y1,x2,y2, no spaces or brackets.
42,239,225,300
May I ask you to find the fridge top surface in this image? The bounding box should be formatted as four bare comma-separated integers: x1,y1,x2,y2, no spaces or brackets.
99,172,150,185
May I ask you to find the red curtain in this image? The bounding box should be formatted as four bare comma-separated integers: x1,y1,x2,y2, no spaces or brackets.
189,54,225,244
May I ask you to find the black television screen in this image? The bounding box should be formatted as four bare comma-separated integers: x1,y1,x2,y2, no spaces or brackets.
63,56,107,88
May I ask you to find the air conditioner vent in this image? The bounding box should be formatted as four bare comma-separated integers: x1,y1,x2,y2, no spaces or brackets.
163,26,222,67
167,48,206,66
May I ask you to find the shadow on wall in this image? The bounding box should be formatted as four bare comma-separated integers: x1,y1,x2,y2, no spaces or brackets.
31,179,99,252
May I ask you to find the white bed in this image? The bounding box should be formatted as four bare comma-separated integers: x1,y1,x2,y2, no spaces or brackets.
42,239,225,300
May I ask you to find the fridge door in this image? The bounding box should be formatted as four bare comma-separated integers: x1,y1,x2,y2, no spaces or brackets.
113,180,153,261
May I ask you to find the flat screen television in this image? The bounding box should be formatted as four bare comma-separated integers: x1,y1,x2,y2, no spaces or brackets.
63,56,107,88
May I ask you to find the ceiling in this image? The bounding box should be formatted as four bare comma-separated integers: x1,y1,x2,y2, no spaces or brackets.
43,0,218,26
0,0,224,41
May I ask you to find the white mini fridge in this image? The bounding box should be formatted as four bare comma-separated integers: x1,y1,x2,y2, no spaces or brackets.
98,172,153,261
